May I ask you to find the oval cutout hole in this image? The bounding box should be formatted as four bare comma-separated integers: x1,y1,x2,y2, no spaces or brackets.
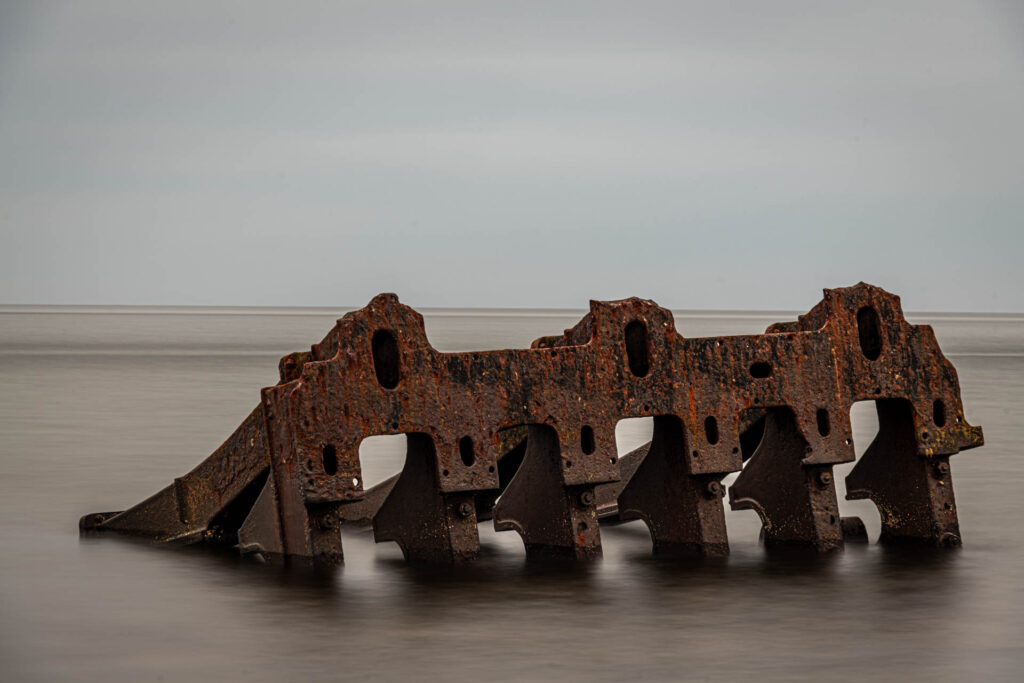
856,306,883,360
371,329,401,389
749,361,773,378
322,444,338,476
816,408,831,436
458,435,475,466
624,320,650,378
932,399,946,427
703,416,719,445
580,425,596,454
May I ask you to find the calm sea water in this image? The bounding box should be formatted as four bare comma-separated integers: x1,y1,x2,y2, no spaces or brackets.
1,306,1022,682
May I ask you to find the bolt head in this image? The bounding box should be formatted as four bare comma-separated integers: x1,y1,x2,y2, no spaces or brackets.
579,491,596,506
706,481,722,497
938,532,961,548
457,501,474,518
936,462,950,475
818,471,833,486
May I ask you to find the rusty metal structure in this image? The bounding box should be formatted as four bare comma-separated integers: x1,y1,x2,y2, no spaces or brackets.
80,283,983,563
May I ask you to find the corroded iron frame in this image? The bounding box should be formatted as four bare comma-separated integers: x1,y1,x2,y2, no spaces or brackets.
81,283,983,563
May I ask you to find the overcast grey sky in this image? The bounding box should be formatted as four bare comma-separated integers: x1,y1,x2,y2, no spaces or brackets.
1,1,1022,311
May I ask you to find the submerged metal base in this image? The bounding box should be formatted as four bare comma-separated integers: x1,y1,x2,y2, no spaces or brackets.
82,283,983,565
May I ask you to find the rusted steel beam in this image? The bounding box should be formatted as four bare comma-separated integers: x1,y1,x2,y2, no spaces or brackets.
80,283,983,563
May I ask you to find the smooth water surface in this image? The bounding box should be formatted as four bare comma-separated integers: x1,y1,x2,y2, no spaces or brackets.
1,306,1022,681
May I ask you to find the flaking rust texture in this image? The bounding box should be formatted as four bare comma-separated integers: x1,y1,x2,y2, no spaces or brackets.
80,283,983,563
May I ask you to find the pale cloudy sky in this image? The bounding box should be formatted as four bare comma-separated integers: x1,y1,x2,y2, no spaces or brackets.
1,1,1022,311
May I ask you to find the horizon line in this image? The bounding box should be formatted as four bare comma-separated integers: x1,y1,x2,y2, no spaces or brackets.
1,303,1022,320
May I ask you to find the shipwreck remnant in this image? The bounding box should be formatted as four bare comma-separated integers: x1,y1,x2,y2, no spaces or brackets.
80,283,983,563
